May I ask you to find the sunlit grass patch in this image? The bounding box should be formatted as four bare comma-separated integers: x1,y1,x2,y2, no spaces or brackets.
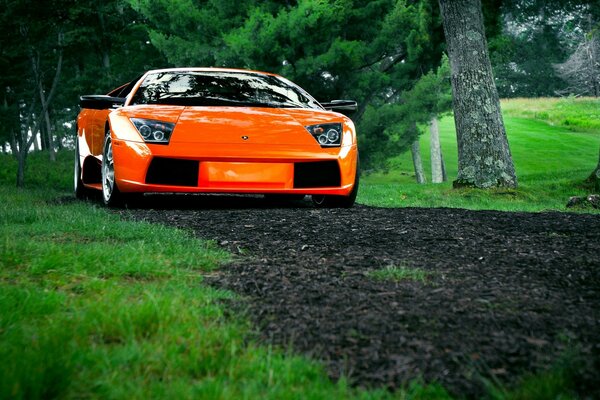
502,97,600,132
367,265,429,283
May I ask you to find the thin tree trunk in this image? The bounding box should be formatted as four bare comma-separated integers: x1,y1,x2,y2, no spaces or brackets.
441,152,448,182
33,130,41,151
38,82,56,161
30,32,63,162
429,117,444,183
16,150,26,187
411,140,427,184
439,0,517,188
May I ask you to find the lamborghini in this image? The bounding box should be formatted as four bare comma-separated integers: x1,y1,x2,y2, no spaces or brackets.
75,68,359,207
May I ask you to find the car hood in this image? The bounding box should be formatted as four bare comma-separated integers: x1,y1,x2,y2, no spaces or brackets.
117,105,345,145
173,106,344,145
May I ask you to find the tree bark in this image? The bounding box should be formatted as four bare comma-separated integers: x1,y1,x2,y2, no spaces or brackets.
439,0,517,188
441,152,448,182
411,140,427,184
38,82,56,161
588,146,600,191
429,117,444,183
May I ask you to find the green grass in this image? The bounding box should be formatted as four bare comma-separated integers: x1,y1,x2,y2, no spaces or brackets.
502,97,600,132
0,152,452,399
367,266,429,283
359,99,600,212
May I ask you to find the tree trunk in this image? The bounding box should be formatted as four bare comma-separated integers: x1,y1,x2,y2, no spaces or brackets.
429,117,444,183
411,140,427,184
441,152,448,182
588,146,600,191
33,130,41,151
16,150,26,187
38,82,56,161
438,0,517,188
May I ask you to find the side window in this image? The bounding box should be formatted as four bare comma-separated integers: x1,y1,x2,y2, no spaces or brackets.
106,75,143,98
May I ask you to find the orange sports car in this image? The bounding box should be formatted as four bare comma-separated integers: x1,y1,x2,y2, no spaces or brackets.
75,68,359,207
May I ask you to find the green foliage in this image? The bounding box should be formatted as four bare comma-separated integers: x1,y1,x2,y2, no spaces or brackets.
129,0,446,169
359,55,452,169
0,149,73,189
489,0,600,98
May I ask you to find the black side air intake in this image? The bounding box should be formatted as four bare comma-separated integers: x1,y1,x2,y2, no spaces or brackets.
145,157,199,186
294,160,341,188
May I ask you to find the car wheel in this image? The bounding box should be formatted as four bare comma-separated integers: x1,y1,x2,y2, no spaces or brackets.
74,141,89,200
101,135,125,207
312,159,359,208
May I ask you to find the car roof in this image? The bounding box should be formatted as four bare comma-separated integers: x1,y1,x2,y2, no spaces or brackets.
144,67,278,77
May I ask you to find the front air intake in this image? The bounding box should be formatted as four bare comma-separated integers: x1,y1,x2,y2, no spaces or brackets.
145,157,199,186
294,160,341,188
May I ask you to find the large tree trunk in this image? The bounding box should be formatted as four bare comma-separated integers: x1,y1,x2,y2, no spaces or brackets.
439,0,517,188
429,117,444,183
411,140,427,184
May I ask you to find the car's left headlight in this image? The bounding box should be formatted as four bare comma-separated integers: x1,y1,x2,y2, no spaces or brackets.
130,118,175,144
305,123,342,147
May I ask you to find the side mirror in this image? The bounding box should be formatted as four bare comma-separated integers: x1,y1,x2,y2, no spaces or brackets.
80,95,126,110
321,100,358,113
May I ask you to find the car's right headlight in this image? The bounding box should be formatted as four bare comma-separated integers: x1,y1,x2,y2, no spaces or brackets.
130,118,175,144
305,123,342,147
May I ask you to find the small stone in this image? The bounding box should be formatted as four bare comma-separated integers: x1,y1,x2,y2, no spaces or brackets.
566,196,584,208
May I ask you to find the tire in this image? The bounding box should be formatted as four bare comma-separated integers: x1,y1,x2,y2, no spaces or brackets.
101,135,125,207
312,158,360,208
74,141,90,199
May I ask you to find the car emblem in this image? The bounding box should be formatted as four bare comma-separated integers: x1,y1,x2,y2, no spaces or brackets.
241,135,249,140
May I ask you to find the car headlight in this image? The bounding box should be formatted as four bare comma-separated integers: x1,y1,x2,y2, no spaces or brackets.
305,123,342,147
130,118,175,144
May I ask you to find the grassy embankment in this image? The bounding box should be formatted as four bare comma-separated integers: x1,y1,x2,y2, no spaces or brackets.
359,97,600,212
0,152,449,399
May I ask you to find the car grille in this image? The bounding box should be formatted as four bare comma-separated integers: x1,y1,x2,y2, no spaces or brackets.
146,157,199,186
293,160,341,188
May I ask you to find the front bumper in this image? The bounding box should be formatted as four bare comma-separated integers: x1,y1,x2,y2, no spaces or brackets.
112,139,358,196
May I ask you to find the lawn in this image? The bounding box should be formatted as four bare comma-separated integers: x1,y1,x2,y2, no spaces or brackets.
359,98,600,212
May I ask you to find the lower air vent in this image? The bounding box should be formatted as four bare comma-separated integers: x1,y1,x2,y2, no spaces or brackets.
146,157,199,186
294,160,341,188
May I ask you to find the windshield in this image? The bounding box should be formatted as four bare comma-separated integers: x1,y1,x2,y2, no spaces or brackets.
129,71,322,109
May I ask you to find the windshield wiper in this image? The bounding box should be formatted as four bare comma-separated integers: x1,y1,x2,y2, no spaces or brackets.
148,96,304,108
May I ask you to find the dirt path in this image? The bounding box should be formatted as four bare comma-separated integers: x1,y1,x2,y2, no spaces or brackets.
122,195,600,398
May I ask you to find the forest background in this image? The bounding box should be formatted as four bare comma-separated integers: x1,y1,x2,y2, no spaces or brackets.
1,0,599,186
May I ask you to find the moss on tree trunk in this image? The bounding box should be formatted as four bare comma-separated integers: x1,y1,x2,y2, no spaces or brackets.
439,0,517,189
